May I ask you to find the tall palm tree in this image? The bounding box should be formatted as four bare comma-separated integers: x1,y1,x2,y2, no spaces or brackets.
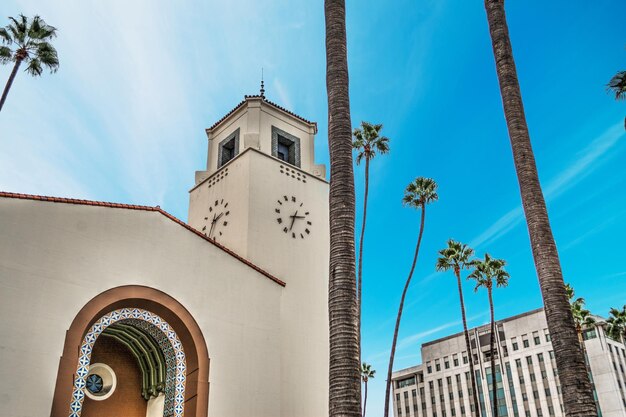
468,254,509,417
383,177,438,417
483,2,597,415
0,14,59,112
353,121,390,358
360,362,375,417
325,1,361,416
605,305,626,343
436,240,481,417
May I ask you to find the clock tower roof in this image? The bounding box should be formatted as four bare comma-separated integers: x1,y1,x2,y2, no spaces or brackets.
205,95,317,134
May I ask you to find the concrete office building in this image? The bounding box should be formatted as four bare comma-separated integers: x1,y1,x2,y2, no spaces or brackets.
392,308,626,417
0,93,329,417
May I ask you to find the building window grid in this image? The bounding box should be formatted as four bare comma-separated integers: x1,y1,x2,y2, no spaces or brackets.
516,359,531,417
485,365,509,417
505,362,521,417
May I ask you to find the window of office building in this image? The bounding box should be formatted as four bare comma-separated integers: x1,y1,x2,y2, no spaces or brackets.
533,331,541,345
398,376,416,388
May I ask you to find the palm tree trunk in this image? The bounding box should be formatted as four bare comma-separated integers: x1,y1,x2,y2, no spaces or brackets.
488,286,497,417
455,268,481,417
483,2,597,416
363,380,368,417
0,58,22,113
325,1,361,416
384,205,426,417
357,157,370,363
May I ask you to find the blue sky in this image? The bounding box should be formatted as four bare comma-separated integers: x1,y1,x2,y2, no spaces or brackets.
1,0,625,415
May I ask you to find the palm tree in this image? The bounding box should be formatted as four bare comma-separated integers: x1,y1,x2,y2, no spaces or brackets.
483,2,597,415
383,177,438,417
436,240,481,417
360,362,375,417
468,254,509,417
353,121,390,358
605,305,626,343
325,1,361,416
0,14,59,112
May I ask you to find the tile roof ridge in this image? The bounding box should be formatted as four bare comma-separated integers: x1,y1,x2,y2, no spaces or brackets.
206,95,316,133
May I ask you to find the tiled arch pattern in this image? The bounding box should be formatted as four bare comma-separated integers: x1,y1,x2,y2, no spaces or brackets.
124,318,178,417
69,308,187,417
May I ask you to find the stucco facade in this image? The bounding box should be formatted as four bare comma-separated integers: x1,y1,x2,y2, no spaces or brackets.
0,95,329,417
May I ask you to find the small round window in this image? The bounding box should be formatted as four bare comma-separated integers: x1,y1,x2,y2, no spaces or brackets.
85,363,116,401
86,374,103,393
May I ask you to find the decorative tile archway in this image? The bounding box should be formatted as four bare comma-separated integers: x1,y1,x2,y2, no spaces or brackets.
69,308,186,417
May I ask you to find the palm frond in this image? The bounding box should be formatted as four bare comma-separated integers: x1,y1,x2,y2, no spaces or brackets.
607,71,626,101
355,151,365,165
435,255,452,272
24,57,42,76
0,46,12,64
0,27,13,44
35,41,59,72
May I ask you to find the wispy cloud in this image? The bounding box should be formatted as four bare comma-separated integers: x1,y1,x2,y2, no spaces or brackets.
471,122,625,249
273,78,293,111
470,206,524,249
366,310,489,363
561,209,626,251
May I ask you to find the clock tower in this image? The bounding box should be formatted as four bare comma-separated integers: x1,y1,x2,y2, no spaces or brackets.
188,93,329,417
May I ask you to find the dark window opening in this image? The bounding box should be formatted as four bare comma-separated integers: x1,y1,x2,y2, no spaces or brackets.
277,141,290,162
218,129,240,168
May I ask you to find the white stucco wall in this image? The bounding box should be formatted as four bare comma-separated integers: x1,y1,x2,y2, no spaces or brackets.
0,198,284,417
188,149,330,417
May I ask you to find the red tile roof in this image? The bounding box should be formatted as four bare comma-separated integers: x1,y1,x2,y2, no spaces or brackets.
206,95,317,133
0,191,286,287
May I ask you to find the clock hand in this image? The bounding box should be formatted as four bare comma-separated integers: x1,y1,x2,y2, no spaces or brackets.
214,212,224,223
209,213,217,238
289,211,298,231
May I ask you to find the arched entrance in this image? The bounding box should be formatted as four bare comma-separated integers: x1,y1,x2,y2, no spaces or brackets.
51,286,209,417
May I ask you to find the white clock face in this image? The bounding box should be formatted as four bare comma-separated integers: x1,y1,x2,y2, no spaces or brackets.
275,195,312,239
202,199,230,239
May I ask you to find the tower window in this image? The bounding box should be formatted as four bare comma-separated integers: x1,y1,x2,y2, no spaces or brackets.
277,141,290,162
218,129,240,168
272,126,301,167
